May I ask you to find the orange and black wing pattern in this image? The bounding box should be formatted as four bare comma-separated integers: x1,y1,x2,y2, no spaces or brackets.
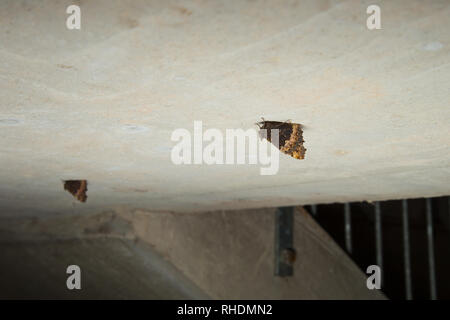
257,120,306,160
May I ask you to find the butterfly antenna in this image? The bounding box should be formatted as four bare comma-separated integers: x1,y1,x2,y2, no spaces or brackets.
255,117,265,128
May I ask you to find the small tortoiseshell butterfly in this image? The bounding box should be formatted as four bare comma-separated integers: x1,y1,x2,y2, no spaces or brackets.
256,119,306,160
64,180,88,203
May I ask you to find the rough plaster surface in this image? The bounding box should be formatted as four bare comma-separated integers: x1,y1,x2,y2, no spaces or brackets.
0,0,449,216
0,207,385,299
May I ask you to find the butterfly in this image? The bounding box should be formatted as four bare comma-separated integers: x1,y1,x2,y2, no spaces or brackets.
64,180,88,202
256,119,306,160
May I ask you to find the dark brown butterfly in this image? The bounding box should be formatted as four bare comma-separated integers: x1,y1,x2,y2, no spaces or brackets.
256,119,306,160
64,180,88,202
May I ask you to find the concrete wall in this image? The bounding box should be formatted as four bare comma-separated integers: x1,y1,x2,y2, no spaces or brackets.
0,206,384,299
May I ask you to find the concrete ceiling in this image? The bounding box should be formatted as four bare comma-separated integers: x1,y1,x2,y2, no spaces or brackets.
1,0,449,217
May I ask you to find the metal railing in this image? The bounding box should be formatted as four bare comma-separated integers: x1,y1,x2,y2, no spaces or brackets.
307,196,447,300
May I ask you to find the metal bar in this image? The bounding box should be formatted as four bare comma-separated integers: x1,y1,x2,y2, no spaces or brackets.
274,207,295,277
311,204,317,217
344,203,352,254
426,198,437,300
402,199,413,300
374,202,383,284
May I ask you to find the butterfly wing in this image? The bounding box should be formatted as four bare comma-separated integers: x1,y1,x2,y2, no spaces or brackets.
259,121,306,160
64,180,88,202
